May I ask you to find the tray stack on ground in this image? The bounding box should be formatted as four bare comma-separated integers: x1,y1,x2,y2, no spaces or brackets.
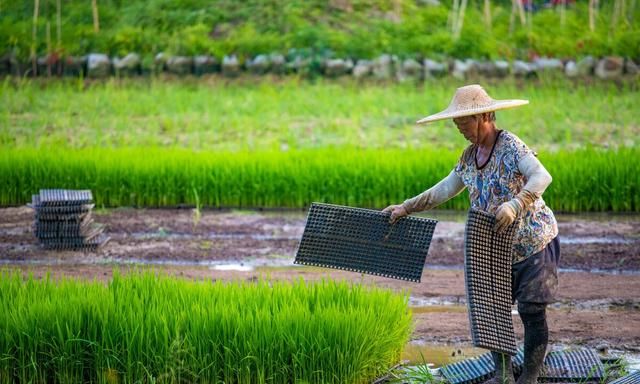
294,203,438,282
31,189,109,251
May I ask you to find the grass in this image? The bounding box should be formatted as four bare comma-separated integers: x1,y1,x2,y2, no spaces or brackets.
2,76,639,151
2,77,637,212
1,146,638,212
0,269,413,383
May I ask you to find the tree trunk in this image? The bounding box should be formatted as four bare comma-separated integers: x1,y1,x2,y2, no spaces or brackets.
484,0,492,31
450,0,460,36
610,0,625,37
393,0,402,22
528,0,533,33
92,0,100,33
32,0,40,76
516,0,526,26
454,0,468,40
509,0,516,35
589,0,599,32
46,21,51,76
56,0,61,50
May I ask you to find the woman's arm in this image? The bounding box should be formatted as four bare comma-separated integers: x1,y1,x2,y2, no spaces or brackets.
495,153,552,232
402,170,466,214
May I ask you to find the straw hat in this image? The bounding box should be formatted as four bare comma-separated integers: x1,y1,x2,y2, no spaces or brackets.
416,84,529,124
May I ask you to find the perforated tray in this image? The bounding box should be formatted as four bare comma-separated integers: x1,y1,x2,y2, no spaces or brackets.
38,189,93,206
33,215,93,238
464,209,518,355
609,370,640,384
35,211,92,222
442,347,605,384
41,233,110,251
38,224,104,246
31,195,94,214
440,351,495,384
539,348,605,382
294,203,437,282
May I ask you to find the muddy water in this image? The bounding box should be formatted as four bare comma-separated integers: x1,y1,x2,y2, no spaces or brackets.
401,341,485,367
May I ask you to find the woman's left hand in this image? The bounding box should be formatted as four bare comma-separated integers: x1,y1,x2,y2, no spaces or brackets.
494,201,518,233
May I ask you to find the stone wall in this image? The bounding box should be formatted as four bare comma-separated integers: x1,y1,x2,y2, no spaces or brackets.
1,52,637,81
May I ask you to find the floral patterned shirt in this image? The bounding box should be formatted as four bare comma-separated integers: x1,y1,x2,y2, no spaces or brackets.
454,130,558,263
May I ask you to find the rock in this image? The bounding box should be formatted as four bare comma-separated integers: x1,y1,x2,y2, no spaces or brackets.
1,52,26,76
575,56,596,76
475,60,494,77
0,53,11,75
595,56,624,79
494,60,510,77
269,53,286,74
352,60,372,78
423,59,448,78
37,55,62,76
113,53,141,76
512,60,536,77
323,58,353,77
396,58,422,82
222,55,240,77
87,53,111,78
166,56,193,75
372,54,396,80
533,57,564,72
246,54,271,74
154,52,169,72
624,58,639,75
452,59,475,79
63,56,87,76
193,55,219,75
565,60,578,77
285,55,310,74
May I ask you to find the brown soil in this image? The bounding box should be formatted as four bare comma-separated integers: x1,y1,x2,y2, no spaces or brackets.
1,206,639,351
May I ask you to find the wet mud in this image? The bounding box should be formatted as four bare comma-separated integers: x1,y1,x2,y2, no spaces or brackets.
1,206,639,351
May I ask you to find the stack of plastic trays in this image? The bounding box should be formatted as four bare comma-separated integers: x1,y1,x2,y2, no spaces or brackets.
31,189,109,251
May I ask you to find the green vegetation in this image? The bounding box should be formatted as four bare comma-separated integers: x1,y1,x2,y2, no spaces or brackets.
2,1,639,61
2,77,639,151
2,147,638,212
1,77,638,212
0,269,412,383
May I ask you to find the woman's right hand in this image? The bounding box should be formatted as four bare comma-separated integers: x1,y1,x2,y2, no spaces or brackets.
382,204,408,224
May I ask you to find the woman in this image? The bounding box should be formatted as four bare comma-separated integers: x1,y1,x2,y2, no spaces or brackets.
383,84,559,384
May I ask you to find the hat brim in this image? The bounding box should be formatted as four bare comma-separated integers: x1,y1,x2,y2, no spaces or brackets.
416,99,529,125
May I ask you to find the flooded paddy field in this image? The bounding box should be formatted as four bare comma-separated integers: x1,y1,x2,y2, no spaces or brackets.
1,206,639,369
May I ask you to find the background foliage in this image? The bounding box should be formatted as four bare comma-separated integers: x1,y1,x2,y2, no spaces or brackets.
2,0,639,61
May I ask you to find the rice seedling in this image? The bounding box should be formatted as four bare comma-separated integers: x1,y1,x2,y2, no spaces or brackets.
0,269,413,383
1,146,637,212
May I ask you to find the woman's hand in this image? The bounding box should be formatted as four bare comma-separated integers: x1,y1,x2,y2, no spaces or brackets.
494,200,519,233
382,204,408,224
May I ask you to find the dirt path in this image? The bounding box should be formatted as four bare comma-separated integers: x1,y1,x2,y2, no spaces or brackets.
1,206,639,350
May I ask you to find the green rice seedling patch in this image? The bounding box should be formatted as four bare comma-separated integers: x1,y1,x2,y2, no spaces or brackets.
1,147,637,212
0,269,412,383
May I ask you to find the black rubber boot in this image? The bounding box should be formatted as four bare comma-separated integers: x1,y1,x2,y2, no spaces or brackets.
484,351,515,384
516,302,548,384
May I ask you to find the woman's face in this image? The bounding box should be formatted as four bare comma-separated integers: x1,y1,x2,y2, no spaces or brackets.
453,114,479,143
